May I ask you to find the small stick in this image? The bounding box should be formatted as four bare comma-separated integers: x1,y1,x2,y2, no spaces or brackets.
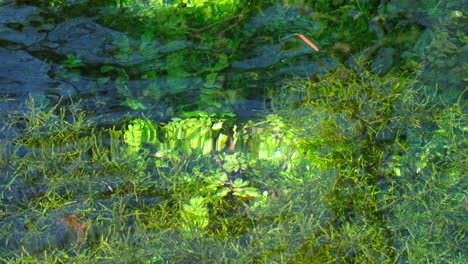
101,181,114,192
294,33,320,52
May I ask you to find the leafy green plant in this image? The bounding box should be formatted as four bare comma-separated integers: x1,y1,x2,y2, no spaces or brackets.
230,178,260,198
181,196,209,231
53,55,84,82
2,65,465,263
2,1,466,262
123,118,159,151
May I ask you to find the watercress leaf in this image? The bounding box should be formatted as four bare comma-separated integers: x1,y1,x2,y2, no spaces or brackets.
216,133,229,151
100,65,115,73
212,121,224,131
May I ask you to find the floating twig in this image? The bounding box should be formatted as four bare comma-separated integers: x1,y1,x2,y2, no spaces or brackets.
294,33,320,52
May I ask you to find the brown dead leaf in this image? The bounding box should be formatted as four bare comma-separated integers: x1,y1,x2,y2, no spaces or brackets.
58,213,90,242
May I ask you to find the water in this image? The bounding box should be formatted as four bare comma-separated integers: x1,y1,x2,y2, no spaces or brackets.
0,0,466,262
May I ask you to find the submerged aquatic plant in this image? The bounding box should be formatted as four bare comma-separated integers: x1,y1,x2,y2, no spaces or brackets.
1,0,466,262
0,61,465,262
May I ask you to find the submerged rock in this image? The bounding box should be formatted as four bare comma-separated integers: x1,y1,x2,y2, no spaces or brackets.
0,47,52,100
371,48,396,74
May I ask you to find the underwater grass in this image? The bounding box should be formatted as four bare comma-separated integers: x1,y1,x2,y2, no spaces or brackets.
2,0,467,261
0,96,336,262
1,63,465,263
268,66,466,263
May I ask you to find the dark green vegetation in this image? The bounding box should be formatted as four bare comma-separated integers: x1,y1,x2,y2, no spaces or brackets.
1,0,466,263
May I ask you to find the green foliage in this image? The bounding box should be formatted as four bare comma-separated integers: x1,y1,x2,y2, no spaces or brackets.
230,178,260,198
123,118,159,150
264,62,465,263
1,64,465,263
120,113,302,166
305,0,378,53
53,55,84,82
269,65,408,171
377,87,467,263
157,116,225,156
416,10,467,102
181,196,209,231
2,1,466,262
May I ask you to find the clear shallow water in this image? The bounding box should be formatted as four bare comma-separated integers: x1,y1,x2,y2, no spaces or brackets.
0,0,466,262
1,1,338,122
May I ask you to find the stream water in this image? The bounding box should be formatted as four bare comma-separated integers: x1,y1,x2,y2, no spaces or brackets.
0,0,466,262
